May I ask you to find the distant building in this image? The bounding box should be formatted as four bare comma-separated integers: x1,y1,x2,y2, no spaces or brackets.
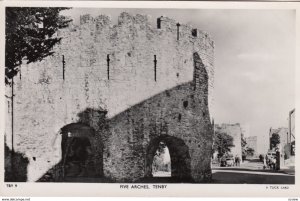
240,124,250,138
215,123,242,159
245,136,258,157
269,127,289,151
269,109,295,167
289,109,295,144
269,127,289,167
284,109,295,164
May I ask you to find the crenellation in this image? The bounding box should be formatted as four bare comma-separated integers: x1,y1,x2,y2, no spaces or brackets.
80,14,93,25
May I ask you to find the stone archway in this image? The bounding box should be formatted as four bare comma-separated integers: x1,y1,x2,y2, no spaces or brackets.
60,123,100,178
145,135,191,181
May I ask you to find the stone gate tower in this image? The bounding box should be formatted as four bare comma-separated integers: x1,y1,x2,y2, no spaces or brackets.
5,12,214,182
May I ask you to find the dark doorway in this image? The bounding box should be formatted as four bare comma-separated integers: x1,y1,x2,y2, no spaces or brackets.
61,123,98,179
63,137,93,177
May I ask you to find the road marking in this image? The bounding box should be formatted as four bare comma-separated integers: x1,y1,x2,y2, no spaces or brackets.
212,169,294,176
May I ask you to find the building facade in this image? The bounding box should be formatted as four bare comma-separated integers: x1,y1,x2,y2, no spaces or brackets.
245,136,258,157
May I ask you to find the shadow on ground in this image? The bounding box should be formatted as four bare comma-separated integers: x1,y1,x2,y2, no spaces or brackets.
212,167,288,174
212,172,295,184
5,143,29,182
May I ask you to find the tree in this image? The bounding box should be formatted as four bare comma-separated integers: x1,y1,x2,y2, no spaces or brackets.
152,142,171,173
5,7,72,85
270,133,280,149
213,131,234,158
241,134,248,160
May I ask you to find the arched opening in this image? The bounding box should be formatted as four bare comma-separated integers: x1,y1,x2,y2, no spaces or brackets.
60,123,99,178
145,135,191,182
152,141,171,177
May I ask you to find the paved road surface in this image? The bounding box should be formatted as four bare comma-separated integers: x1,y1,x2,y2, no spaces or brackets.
40,159,294,183
211,159,295,184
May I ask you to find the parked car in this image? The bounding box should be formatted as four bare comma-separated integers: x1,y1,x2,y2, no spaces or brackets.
226,157,235,166
220,157,234,167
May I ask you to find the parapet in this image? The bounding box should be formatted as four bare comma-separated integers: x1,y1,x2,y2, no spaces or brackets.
74,12,213,47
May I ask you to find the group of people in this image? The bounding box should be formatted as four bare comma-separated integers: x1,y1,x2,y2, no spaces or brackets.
263,155,277,171
234,155,241,166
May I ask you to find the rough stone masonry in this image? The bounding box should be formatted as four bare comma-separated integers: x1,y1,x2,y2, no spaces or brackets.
5,12,214,182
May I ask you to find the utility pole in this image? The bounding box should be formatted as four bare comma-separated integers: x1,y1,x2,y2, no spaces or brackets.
11,77,14,152
11,77,15,180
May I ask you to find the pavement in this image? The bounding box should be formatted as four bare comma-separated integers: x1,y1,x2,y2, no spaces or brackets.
280,165,295,175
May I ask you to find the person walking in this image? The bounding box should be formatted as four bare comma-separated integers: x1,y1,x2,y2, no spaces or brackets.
272,157,277,171
237,156,240,166
263,155,267,169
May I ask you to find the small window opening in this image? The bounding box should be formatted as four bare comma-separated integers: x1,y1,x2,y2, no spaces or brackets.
62,55,65,80
154,55,157,81
192,29,197,37
157,17,162,29
176,23,180,40
183,100,188,108
166,91,170,97
107,54,110,80
178,113,182,122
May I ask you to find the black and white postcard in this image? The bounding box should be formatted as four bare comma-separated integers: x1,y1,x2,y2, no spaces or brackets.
0,1,299,197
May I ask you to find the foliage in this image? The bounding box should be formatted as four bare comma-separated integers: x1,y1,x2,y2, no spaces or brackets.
241,135,247,149
241,135,248,158
152,142,171,173
5,7,72,85
270,133,280,149
213,131,235,158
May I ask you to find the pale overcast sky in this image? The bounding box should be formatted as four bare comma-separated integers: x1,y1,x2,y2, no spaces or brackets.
62,8,295,154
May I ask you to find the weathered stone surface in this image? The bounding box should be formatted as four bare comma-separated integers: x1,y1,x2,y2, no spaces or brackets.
5,12,214,182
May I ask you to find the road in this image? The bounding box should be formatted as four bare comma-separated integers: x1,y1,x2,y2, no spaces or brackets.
211,159,295,184
39,159,294,184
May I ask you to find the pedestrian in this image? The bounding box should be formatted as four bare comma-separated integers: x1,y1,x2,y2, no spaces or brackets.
263,156,267,169
237,156,240,166
234,155,238,166
221,156,226,167
272,157,276,171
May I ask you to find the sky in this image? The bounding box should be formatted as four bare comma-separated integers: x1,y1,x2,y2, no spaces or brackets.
62,8,295,154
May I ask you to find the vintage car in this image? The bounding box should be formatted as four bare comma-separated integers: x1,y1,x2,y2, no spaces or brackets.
225,157,235,166
220,157,235,167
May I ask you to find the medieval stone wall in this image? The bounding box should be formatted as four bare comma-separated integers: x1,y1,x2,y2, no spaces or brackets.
5,12,214,182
